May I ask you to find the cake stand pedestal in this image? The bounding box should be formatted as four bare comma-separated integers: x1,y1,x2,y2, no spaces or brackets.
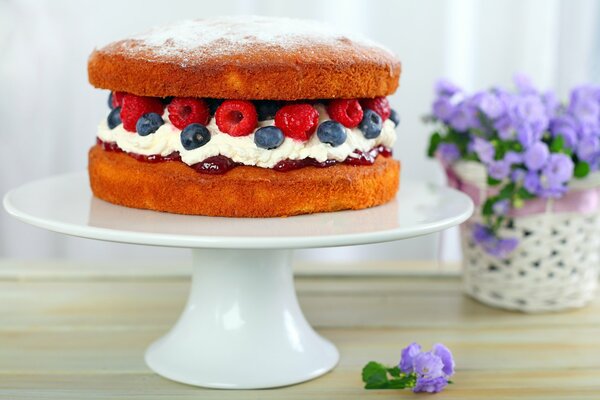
3,172,472,389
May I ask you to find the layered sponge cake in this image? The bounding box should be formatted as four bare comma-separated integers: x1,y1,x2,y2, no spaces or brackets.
88,16,402,217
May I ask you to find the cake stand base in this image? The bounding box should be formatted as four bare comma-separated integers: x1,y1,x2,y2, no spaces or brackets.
144,248,339,389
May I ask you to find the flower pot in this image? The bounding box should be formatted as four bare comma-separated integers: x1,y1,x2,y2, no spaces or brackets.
450,161,600,312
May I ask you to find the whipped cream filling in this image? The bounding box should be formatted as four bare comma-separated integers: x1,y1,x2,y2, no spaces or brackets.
97,105,396,168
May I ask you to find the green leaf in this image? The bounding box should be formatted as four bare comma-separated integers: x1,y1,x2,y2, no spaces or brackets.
574,161,590,178
487,176,501,186
517,186,536,200
427,132,442,158
386,366,401,377
499,182,516,198
482,198,496,216
550,135,565,153
362,362,389,389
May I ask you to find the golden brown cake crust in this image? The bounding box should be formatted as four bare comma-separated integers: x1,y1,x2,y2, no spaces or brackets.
88,145,400,217
88,17,401,100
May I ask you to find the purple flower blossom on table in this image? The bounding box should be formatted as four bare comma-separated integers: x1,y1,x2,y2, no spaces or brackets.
413,376,448,393
432,343,455,377
437,143,461,164
396,342,455,394
435,79,461,97
523,142,549,171
471,137,495,163
523,171,541,195
399,342,421,374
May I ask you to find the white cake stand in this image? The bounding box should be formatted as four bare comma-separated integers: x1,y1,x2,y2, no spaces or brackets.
3,172,473,389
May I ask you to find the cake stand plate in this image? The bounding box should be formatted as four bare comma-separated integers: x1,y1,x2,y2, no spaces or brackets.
3,172,473,389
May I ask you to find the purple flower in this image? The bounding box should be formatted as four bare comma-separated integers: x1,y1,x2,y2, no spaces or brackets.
494,115,515,140
437,143,461,164
487,159,511,180
569,85,600,127
504,151,523,165
472,224,518,258
542,90,560,115
413,352,444,379
432,343,455,377
511,168,527,183
435,79,461,97
450,102,478,132
492,198,511,216
542,153,573,185
489,237,519,258
432,97,455,122
513,73,537,94
413,376,448,393
576,135,600,163
523,171,541,194
509,94,549,148
549,114,579,148
473,92,505,119
471,137,495,163
523,142,549,171
399,342,421,374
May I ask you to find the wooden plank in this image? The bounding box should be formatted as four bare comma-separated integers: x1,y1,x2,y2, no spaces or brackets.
1,327,600,373
0,279,598,330
0,259,461,280
0,370,599,400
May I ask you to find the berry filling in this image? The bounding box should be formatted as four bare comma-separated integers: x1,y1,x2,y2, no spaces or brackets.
99,91,398,173
97,138,391,175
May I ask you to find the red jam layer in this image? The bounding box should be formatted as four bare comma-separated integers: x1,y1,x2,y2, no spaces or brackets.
97,138,392,175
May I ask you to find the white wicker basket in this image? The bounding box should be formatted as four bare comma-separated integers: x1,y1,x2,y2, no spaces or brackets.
453,161,600,313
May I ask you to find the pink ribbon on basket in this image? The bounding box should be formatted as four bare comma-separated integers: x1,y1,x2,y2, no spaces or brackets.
444,164,600,217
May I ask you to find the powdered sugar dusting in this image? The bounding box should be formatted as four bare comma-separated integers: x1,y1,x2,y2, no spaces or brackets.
107,16,393,65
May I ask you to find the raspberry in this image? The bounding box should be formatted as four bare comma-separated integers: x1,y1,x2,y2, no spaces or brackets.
120,94,164,132
215,100,258,136
274,104,319,142
327,99,363,128
167,97,210,129
360,96,391,120
111,91,125,108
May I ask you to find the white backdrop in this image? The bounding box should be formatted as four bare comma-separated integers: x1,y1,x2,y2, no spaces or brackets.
1,0,599,263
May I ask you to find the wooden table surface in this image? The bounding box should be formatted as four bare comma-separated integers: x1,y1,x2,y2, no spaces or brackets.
0,259,599,399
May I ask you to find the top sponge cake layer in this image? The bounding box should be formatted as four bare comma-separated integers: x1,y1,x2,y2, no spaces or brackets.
88,16,401,100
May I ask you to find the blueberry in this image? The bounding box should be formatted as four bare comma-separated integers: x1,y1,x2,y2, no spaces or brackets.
389,109,400,127
136,113,164,136
108,92,114,109
317,120,347,147
359,109,383,139
254,100,281,121
206,98,224,115
181,123,211,150
254,126,284,149
107,107,122,129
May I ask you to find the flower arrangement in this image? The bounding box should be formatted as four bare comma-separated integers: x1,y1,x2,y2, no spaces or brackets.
362,342,455,393
426,74,600,257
